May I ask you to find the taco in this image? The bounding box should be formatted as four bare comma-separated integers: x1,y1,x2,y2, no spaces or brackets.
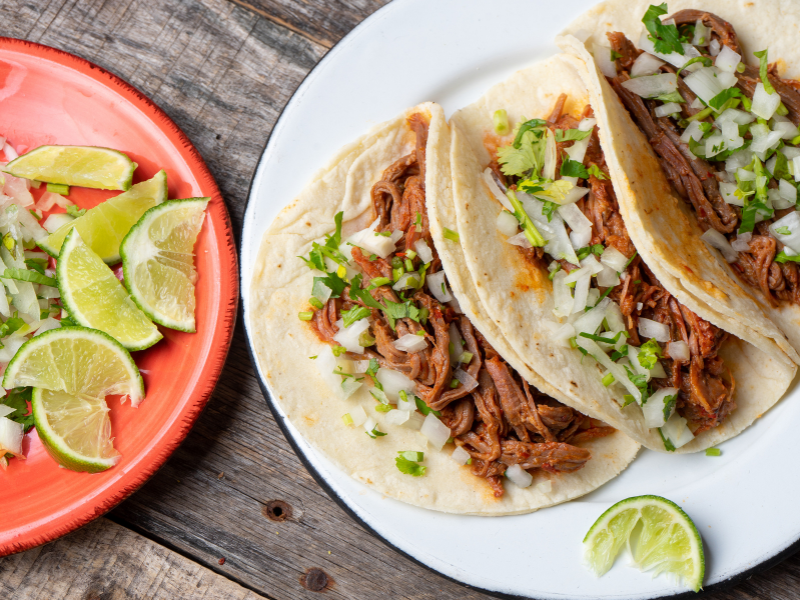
448,54,795,453
561,0,800,361
249,102,639,515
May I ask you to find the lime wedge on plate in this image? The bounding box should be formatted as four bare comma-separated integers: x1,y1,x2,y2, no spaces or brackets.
58,228,162,351
3,326,145,406
121,198,209,332
4,145,137,190
583,495,705,592
39,169,168,264
32,388,120,473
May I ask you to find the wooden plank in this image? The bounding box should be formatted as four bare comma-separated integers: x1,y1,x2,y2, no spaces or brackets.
1,517,267,599
227,0,388,48
1,0,800,599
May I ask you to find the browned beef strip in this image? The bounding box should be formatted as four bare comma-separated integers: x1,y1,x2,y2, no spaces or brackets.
669,9,741,54
607,31,641,70
499,441,591,473
440,399,475,438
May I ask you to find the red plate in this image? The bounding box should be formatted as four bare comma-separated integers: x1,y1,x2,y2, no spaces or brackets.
0,37,238,556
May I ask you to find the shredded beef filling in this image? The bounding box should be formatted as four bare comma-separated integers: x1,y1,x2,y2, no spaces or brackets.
607,10,800,307
496,97,735,435
313,113,608,497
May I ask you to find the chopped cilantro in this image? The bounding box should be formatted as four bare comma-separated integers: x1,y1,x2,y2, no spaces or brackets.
560,158,589,179
541,200,559,222
708,87,743,111
415,396,441,417
637,338,662,370
554,128,592,143
395,456,426,476
0,387,34,433
66,204,87,218
642,3,685,55
754,49,775,95
587,164,607,180
366,426,387,439
659,428,676,452
341,306,371,328
662,393,677,421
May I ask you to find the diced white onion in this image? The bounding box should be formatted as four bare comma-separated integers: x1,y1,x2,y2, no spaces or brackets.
451,445,471,465
717,108,755,126
600,246,628,272
630,53,665,77
403,412,425,430
36,192,69,212
572,298,611,336
341,378,362,399
496,210,519,237
482,169,513,211
413,239,434,264
421,413,451,451
593,43,617,78
578,118,597,132
352,360,371,373
543,130,557,181
752,82,782,121
0,406,12,418
42,212,74,233
725,149,754,173
376,368,417,402
586,288,600,308
770,211,800,253
751,128,784,155
691,97,704,110
505,464,533,488
560,185,591,205
507,231,532,249
643,387,679,428
620,73,677,98
392,333,427,353
569,227,592,250
551,322,577,348
655,102,682,118
565,137,590,167
557,202,592,232
385,410,410,425
426,271,452,303
638,317,670,342
730,235,752,251
552,270,574,318
705,133,725,158
701,228,739,262
716,70,737,89
692,19,709,46
661,412,694,448
453,368,479,392
780,179,798,205
333,318,371,354
0,417,23,456
794,157,800,183
627,345,651,380
719,120,743,149
668,340,691,361
709,39,721,56
348,219,396,258
571,272,591,314
597,264,621,287
363,416,377,435
638,32,692,68
397,393,415,411
783,147,800,160
604,302,626,336
683,67,726,104
773,121,799,140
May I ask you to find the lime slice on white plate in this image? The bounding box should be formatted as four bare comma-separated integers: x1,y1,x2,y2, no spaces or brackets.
3,145,137,191
121,197,209,332
32,388,120,473
39,169,168,264
58,228,162,351
583,495,705,592
3,326,145,407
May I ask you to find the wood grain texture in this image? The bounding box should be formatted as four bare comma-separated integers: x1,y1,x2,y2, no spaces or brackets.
1,518,267,599
1,0,800,598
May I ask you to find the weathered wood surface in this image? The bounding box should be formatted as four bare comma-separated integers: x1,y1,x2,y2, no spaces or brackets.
1,518,268,600
2,0,800,598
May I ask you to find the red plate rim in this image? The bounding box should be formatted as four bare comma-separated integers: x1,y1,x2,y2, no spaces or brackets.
0,36,239,556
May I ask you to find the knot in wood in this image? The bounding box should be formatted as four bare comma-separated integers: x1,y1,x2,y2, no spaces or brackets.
263,499,292,522
300,567,331,592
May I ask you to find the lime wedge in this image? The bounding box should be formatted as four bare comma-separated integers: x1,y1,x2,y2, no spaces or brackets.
3,145,137,191
121,198,209,332
39,170,168,264
3,326,145,406
58,228,162,350
583,495,705,592
32,388,120,473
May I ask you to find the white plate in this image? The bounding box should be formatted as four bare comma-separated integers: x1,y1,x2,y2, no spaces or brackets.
241,0,800,597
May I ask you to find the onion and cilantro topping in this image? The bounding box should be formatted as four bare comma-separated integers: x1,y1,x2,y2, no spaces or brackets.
602,3,800,308
490,103,735,450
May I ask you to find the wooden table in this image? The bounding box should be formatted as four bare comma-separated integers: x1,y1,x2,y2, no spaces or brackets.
1,1,799,598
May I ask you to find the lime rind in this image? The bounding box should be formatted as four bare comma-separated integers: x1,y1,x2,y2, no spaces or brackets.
121,197,209,332
57,228,162,351
39,169,168,263
2,326,145,406
583,495,705,592
4,145,137,191
31,388,120,473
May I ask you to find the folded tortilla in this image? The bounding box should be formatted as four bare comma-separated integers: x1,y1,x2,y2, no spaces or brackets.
559,0,800,362
448,54,796,453
249,102,639,515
